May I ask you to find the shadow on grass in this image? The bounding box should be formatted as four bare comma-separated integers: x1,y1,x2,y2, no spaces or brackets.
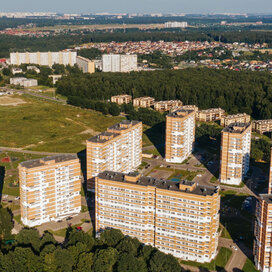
144,122,165,157
0,166,5,202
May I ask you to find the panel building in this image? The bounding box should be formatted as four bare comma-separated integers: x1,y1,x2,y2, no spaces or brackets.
220,113,251,127
10,51,77,67
86,120,142,190
165,109,195,163
164,21,188,28
111,94,132,105
219,123,251,185
154,100,183,112
133,97,155,108
252,120,272,134
19,154,81,227
254,148,272,272
95,171,220,263
102,54,137,72
76,56,95,74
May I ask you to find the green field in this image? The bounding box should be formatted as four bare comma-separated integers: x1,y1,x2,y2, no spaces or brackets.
243,258,258,272
0,95,123,153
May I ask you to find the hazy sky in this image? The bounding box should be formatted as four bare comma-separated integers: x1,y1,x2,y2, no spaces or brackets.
1,0,272,14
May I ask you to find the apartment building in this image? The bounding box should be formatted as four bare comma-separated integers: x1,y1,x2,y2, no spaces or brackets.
86,120,142,190
154,100,183,112
165,109,195,163
252,120,272,134
170,105,199,114
10,51,77,67
254,149,272,272
220,113,251,127
19,154,81,227
219,123,251,185
102,54,137,72
196,108,225,122
111,94,132,105
10,77,38,87
133,97,155,108
76,56,95,74
95,171,220,263
164,21,188,28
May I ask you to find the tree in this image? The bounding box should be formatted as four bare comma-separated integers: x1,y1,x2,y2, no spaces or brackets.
39,231,57,251
100,229,124,247
92,247,118,272
116,253,147,272
15,228,41,253
0,205,13,239
65,229,95,249
108,103,120,116
116,237,141,256
74,252,93,272
54,247,74,272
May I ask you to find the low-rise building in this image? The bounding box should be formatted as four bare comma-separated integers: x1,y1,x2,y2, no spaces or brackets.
111,94,132,105
252,120,272,134
49,75,62,85
220,113,251,127
19,154,82,227
133,97,155,108
196,108,225,122
27,66,40,73
76,56,95,74
154,100,183,112
95,171,220,263
10,77,38,87
11,68,23,75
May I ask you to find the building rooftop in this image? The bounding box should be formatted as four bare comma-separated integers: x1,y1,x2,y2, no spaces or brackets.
198,108,224,113
168,109,194,118
259,194,272,204
20,154,78,169
108,120,141,131
253,119,272,124
223,113,249,119
87,131,120,144
223,122,251,133
111,94,132,98
98,171,218,196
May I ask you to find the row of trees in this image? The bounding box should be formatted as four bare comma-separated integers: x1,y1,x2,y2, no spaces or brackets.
57,68,272,120
0,211,183,272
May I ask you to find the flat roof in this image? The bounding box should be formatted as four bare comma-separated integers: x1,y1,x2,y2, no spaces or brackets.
20,154,78,169
98,171,218,196
168,109,194,117
223,122,251,133
259,194,272,204
107,120,141,131
87,131,120,143
198,108,224,113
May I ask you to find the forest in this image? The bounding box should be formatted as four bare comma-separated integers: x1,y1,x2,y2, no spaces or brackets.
1,30,272,57
57,68,272,120
0,206,183,272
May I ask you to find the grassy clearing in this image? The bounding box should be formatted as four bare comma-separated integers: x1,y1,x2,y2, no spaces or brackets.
143,148,160,156
0,95,123,153
210,176,218,183
181,247,232,271
243,258,258,272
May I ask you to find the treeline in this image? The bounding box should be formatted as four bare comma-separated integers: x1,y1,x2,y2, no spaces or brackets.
1,30,272,57
57,68,272,120
0,208,183,272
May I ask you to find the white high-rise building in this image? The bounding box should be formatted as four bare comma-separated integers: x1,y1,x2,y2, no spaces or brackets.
19,154,82,227
86,120,142,191
102,54,137,72
10,51,77,67
220,123,252,185
165,109,195,163
164,21,188,28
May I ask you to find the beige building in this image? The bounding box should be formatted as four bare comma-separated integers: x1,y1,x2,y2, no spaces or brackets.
76,56,95,74
95,171,220,263
252,120,272,134
196,108,225,122
86,120,142,191
19,154,81,227
133,97,155,108
219,123,251,185
154,100,183,112
111,94,132,105
254,148,272,272
220,113,251,127
165,109,195,163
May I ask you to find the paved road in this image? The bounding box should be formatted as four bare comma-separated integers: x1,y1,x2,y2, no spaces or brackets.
0,146,75,156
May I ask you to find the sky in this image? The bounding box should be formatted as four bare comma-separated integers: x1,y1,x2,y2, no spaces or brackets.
1,0,272,14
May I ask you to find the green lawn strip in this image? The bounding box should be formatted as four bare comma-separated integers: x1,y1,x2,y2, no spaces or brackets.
242,258,258,272
181,247,232,271
48,223,83,237
81,205,88,213
210,176,218,183
13,215,22,224
143,148,160,156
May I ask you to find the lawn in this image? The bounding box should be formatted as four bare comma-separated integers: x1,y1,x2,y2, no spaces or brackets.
243,258,258,272
181,247,232,271
0,95,123,153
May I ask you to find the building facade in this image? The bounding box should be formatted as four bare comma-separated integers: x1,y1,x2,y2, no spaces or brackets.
252,120,272,134
86,120,142,190
102,54,137,72
165,109,195,163
220,113,251,127
10,51,77,67
219,123,251,185
95,171,220,263
19,154,81,227
154,100,183,112
164,21,188,28
133,97,155,108
10,77,38,87
76,56,95,74
196,108,225,122
111,94,132,105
